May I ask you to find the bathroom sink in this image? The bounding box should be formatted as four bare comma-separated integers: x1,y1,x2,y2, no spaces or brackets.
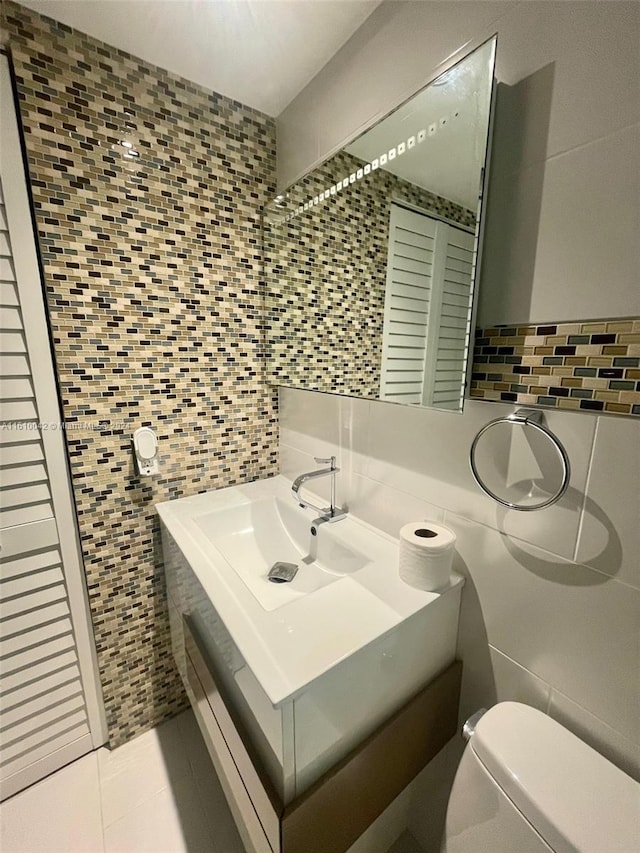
193,496,367,611
157,475,463,706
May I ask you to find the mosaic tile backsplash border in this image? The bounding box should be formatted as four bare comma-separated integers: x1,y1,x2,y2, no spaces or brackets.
471,319,640,416
3,3,278,745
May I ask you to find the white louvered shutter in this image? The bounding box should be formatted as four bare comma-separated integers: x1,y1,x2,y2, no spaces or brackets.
380,204,474,409
1,55,103,801
423,227,475,409
379,206,437,402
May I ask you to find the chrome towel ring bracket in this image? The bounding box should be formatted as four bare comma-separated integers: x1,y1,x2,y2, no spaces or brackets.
469,409,571,511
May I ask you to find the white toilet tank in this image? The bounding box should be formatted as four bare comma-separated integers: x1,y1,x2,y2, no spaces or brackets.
442,702,640,853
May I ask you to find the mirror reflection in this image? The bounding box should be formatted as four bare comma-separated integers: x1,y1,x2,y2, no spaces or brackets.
264,37,496,412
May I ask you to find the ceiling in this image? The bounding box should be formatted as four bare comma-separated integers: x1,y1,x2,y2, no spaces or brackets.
16,0,382,116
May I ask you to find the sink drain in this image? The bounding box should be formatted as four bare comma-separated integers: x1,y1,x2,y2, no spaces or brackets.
267,562,299,583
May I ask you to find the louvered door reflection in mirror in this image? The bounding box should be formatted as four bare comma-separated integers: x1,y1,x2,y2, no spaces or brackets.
380,204,474,409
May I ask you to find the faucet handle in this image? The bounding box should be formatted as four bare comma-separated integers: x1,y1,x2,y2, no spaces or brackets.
314,455,336,467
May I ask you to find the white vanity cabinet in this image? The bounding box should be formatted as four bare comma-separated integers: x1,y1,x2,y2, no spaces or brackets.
158,478,463,853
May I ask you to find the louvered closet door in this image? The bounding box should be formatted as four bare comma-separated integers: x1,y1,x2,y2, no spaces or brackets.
0,54,105,801
379,205,438,403
380,204,475,409
424,227,475,410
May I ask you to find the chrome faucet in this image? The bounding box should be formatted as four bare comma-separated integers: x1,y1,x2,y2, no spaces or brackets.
291,456,347,523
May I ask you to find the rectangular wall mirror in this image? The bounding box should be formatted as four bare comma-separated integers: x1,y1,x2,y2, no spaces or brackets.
263,36,497,413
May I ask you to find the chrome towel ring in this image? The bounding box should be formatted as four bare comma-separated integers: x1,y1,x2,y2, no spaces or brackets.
470,409,571,511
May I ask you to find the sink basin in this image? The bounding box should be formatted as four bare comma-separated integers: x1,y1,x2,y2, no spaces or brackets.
194,496,368,611
157,475,463,707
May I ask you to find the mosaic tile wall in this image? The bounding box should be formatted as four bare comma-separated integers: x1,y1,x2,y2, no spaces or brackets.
471,319,640,416
2,3,278,745
264,149,475,396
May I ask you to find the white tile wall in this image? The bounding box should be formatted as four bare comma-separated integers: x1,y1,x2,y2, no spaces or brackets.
547,689,640,782
486,646,550,712
475,151,547,325
281,390,596,559
448,511,640,744
491,1,640,160
526,124,640,323
576,416,640,591
348,474,444,541
280,387,640,787
479,0,640,327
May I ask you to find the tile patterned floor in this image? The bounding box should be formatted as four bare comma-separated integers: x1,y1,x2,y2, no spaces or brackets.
0,711,423,852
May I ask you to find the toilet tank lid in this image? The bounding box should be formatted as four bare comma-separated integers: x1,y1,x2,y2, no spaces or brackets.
470,702,640,853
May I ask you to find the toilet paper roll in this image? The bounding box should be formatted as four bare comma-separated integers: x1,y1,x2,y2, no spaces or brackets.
398,522,456,591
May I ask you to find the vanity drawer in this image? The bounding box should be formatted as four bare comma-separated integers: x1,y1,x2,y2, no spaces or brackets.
183,616,281,853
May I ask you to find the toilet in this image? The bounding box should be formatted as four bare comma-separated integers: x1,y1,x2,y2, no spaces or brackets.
442,701,640,852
